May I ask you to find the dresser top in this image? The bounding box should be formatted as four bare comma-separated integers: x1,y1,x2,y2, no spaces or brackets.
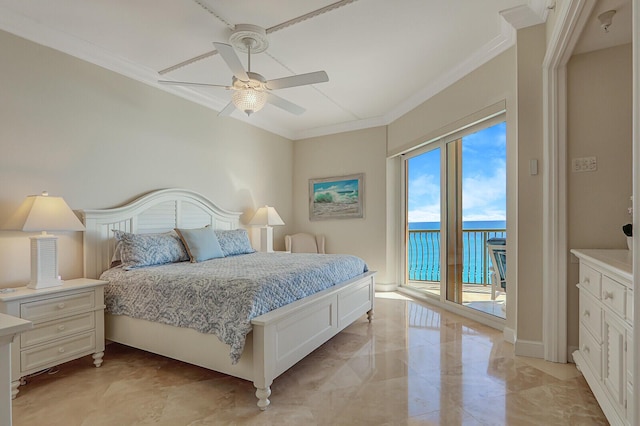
0,312,32,338
570,249,633,283
0,278,107,302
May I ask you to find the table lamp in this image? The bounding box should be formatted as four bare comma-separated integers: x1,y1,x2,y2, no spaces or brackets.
249,205,284,252
3,192,85,289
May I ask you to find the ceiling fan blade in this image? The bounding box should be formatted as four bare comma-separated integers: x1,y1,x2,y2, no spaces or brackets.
266,71,328,90
213,42,249,81
158,80,229,89
266,92,306,115
158,50,217,75
218,102,236,117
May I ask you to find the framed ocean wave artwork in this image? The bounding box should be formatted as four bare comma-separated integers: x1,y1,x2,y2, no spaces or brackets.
309,173,364,221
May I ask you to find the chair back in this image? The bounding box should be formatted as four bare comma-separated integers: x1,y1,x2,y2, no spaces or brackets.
487,237,506,291
285,233,326,254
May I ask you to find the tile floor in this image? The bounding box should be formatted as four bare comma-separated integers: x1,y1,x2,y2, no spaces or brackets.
12,293,606,425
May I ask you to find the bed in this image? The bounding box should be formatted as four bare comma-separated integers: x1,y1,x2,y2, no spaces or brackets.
80,188,375,410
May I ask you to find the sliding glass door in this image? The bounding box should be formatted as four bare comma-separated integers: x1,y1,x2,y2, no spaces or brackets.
405,117,506,318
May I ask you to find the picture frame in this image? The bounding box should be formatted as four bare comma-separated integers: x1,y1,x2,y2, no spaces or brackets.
309,173,364,221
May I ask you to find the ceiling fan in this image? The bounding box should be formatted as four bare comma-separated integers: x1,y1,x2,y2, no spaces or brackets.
158,25,329,117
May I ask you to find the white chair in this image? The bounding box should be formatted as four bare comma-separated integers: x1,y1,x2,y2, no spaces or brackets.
487,237,506,300
284,233,325,254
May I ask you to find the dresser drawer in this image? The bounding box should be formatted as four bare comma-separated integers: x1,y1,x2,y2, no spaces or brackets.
20,291,95,322
579,264,601,299
20,312,95,348
601,276,626,317
579,292,602,341
579,326,602,379
20,331,96,373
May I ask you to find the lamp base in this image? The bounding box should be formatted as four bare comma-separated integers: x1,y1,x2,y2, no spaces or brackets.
259,227,274,253
27,234,62,290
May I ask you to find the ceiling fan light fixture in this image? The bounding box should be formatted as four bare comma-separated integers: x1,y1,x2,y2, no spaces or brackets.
232,88,268,116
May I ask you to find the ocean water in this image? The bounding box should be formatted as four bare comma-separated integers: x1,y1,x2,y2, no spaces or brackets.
408,220,506,283
409,220,506,230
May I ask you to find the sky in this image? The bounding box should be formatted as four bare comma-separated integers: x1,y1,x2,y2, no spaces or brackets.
408,121,506,223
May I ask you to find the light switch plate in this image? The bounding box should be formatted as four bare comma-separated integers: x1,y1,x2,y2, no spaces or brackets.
572,156,597,172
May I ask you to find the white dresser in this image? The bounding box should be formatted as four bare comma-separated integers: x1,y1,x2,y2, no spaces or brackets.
571,249,633,426
0,278,106,398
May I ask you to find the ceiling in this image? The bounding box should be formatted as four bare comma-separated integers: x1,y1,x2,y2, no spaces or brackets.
0,0,630,140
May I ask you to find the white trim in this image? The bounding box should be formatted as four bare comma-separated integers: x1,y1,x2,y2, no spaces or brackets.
375,283,398,292
500,4,545,30
503,326,516,344
632,2,639,425
541,0,596,363
515,339,545,358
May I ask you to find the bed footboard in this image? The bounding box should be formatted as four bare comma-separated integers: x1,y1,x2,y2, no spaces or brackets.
250,271,375,409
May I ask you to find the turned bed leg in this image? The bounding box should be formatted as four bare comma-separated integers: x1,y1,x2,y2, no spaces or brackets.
367,309,374,322
255,386,271,410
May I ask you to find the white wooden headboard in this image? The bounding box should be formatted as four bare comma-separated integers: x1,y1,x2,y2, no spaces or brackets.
80,188,241,279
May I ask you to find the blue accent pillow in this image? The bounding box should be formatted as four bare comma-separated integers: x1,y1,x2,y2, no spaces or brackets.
175,226,224,263
214,229,255,256
112,230,189,270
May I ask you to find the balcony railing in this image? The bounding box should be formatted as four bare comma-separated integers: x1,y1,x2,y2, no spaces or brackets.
408,229,506,285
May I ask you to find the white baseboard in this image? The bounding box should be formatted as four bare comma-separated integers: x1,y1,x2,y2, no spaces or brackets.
503,326,516,344
514,338,545,358
375,282,398,292
567,345,578,363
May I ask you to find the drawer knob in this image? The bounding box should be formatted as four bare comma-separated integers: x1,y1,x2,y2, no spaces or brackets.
603,292,614,300
57,303,65,309
584,277,590,284
582,345,590,353
57,325,65,331
58,347,65,353
583,310,590,317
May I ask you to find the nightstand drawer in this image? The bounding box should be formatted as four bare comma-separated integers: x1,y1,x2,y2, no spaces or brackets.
20,291,95,322
601,276,626,316
20,312,95,348
21,331,95,372
579,326,602,379
579,292,602,341
579,264,601,299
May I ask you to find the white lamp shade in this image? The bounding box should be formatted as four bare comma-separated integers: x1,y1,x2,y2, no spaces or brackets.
249,206,284,227
249,206,284,253
3,192,85,232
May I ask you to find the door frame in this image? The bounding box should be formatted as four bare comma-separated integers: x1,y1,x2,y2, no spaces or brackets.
542,0,596,363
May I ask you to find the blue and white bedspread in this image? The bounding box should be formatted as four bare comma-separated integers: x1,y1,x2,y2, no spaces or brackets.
100,252,368,363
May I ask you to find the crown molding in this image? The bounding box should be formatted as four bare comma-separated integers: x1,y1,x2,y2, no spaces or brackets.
500,1,549,30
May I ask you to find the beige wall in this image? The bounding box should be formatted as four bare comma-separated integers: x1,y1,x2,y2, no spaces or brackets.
292,127,389,283
515,25,546,348
566,43,633,349
0,30,293,287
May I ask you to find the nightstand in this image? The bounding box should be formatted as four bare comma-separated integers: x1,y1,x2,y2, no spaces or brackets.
0,278,107,398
